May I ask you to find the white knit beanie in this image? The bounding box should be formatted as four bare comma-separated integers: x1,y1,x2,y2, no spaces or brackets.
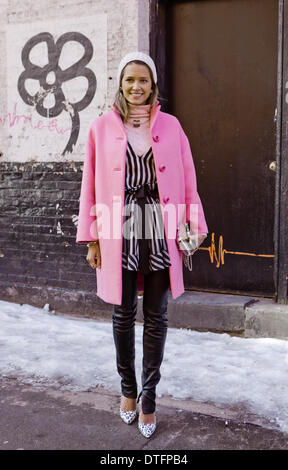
117,51,158,86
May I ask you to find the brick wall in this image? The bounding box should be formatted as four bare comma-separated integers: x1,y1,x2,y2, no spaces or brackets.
0,161,112,314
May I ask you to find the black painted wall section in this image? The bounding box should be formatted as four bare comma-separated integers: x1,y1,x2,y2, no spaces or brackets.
0,161,111,315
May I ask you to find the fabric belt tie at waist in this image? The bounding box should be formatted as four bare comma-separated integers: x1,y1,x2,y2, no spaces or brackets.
125,184,159,275
125,183,159,200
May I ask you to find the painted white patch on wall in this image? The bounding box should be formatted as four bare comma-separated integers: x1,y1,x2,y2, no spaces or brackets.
5,15,107,162
56,222,64,235
72,215,79,227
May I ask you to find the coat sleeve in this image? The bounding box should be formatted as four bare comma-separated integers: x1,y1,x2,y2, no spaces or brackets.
76,123,98,244
179,124,208,235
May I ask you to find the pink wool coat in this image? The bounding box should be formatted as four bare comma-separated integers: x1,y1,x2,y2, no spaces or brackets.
76,101,208,305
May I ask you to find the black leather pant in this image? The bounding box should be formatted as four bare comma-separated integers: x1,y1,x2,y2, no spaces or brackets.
112,267,170,414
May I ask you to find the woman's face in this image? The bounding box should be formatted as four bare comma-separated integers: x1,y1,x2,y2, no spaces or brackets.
121,63,153,105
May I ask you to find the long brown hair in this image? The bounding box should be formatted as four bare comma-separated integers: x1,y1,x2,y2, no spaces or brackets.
114,60,159,123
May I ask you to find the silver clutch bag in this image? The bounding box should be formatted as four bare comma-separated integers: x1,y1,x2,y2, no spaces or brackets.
176,222,198,271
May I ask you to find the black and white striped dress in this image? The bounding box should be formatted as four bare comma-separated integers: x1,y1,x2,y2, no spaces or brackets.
122,141,171,274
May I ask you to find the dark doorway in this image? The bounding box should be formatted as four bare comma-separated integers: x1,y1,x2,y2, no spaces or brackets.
155,0,279,297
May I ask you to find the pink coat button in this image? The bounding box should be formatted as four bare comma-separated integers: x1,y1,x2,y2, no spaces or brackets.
159,165,166,172
153,135,159,142
163,196,170,204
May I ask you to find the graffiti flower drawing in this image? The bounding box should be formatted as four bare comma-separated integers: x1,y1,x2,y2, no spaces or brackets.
18,31,97,155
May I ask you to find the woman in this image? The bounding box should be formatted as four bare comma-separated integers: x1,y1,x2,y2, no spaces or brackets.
76,51,208,438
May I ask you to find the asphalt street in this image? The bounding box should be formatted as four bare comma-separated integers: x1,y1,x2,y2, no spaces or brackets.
0,375,287,452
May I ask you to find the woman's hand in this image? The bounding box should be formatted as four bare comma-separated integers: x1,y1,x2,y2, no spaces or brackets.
86,242,101,269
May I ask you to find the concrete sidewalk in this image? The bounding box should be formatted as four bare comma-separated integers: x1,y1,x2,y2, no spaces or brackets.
163,291,288,339
40,287,288,339
2,283,288,339
0,375,287,451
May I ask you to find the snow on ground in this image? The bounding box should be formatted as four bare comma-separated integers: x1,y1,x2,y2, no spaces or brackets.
0,299,288,432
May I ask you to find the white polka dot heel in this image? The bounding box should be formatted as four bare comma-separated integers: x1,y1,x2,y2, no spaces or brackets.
138,416,157,438
119,408,137,425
